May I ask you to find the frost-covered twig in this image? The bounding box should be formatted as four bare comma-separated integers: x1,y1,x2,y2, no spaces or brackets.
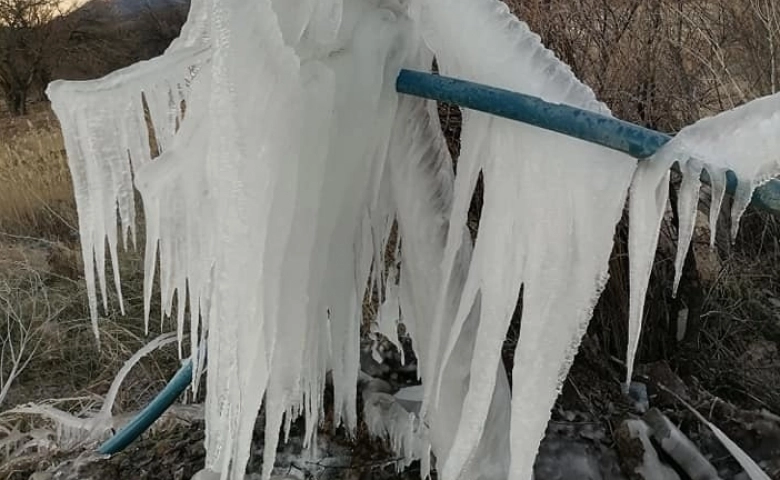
642,408,721,480
3,333,180,454
653,382,772,480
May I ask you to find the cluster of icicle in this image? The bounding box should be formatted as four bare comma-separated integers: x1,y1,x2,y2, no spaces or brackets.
46,0,780,479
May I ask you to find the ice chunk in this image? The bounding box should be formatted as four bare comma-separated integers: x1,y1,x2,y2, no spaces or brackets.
363,390,428,470
623,420,681,480
394,385,424,414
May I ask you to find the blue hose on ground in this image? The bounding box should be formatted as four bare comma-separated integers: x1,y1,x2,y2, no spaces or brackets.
98,359,193,455
98,68,780,456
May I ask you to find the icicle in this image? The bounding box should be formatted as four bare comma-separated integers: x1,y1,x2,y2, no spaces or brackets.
671,93,780,240
47,40,211,344
672,158,702,297
627,90,780,390
363,390,428,470
260,59,336,480
418,2,636,479
705,167,727,248
387,82,498,479
625,153,675,391
374,264,404,360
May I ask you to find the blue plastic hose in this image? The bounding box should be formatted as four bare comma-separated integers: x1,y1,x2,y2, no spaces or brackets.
98,359,193,454
396,69,780,213
98,68,780,456
397,69,671,158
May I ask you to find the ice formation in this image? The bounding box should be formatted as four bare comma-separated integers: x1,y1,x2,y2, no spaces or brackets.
45,0,780,479
625,93,780,389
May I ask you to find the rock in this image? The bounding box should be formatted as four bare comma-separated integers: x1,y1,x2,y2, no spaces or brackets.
628,382,649,413
615,419,680,480
535,421,625,480
739,340,778,367
638,361,690,406
642,408,720,480
357,370,393,395
28,473,53,480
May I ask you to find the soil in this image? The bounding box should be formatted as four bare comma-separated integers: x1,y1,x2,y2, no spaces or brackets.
12,348,779,480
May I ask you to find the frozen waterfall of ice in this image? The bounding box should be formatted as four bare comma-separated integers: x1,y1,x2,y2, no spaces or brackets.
46,0,780,479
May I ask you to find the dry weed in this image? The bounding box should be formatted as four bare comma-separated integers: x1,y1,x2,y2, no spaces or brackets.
0,112,76,242
0,108,183,475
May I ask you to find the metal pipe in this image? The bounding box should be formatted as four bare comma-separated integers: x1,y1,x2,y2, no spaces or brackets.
396,69,780,214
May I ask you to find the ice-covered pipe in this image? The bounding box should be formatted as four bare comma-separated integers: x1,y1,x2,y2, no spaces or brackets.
396,69,780,214
98,68,780,457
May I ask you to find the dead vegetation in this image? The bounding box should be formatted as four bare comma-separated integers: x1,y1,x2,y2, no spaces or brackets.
0,101,182,480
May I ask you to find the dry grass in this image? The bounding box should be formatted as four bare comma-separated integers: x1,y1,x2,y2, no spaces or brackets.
0,105,184,476
0,106,76,242
682,210,780,411
0,242,183,475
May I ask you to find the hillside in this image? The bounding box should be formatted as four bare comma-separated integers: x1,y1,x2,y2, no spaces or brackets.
76,0,190,18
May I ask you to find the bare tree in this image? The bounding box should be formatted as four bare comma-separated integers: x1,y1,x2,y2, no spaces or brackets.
0,0,188,116
0,0,133,116
0,0,66,115
135,1,189,58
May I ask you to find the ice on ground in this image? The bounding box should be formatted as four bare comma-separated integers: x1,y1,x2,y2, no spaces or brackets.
623,420,681,480
394,385,424,413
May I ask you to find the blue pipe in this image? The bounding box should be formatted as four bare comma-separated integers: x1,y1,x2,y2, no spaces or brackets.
98,359,193,455
99,68,780,456
396,69,780,214
398,69,671,158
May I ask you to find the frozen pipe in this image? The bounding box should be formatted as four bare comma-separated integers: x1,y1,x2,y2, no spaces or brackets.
396,69,780,214
98,69,780,456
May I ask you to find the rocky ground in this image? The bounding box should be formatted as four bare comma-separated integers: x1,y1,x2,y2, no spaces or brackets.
0,196,777,480
8,338,779,480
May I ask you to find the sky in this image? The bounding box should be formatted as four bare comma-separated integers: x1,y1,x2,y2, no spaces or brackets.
59,0,88,9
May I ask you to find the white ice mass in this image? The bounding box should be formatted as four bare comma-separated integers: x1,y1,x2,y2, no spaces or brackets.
45,0,780,479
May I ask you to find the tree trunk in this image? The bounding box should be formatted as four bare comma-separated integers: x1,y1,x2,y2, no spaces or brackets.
5,87,27,116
